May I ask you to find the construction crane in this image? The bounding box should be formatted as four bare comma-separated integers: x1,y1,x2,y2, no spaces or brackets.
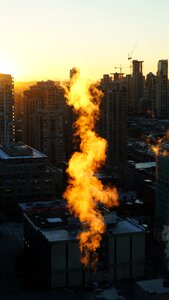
110,65,130,80
114,65,130,73
128,41,137,74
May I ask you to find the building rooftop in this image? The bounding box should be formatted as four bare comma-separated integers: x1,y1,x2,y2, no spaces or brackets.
0,143,47,159
19,199,66,212
24,206,144,243
110,219,144,235
0,73,13,78
41,219,144,243
135,161,156,170
136,278,169,295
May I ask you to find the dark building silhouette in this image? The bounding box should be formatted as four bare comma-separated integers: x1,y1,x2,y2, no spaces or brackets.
156,153,169,226
131,60,145,114
0,143,56,208
125,74,132,113
0,73,15,144
145,72,156,116
155,59,168,119
100,74,127,167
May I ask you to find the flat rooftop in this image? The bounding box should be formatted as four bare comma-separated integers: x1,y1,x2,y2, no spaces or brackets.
25,207,144,243
0,143,46,159
19,199,66,212
135,161,156,170
136,278,169,295
0,73,13,78
41,219,144,243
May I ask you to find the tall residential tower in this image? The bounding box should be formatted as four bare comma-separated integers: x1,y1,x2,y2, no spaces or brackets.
131,60,144,114
100,74,127,167
0,73,15,144
155,59,168,119
22,80,70,165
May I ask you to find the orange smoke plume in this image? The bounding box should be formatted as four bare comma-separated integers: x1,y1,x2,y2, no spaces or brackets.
147,131,169,157
63,70,119,266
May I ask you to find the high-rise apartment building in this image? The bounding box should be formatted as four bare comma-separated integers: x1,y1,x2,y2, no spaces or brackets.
155,59,168,119
131,60,144,114
0,73,15,144
125,74,132,113
145,72,156,116
22,81,70,165
100,74,127,167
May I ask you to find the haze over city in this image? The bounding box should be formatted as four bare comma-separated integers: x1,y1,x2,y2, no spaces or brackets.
1,0,169,81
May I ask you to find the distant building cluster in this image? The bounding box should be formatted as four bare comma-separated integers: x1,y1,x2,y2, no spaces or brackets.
101,59,169,118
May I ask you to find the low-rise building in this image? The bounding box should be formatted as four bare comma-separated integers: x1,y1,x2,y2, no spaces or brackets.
23,205,146,288
0,143,56,208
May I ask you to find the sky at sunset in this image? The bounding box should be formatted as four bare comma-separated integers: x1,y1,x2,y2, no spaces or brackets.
0,0,169,81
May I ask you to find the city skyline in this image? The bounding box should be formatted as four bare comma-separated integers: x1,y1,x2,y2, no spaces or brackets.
1,0,169,294
1,0,169,81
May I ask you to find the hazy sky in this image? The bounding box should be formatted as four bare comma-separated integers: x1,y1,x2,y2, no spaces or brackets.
0,0,169,81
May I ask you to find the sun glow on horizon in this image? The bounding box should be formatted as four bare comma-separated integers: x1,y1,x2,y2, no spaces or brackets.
0,0,169,83
0,57,21,79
